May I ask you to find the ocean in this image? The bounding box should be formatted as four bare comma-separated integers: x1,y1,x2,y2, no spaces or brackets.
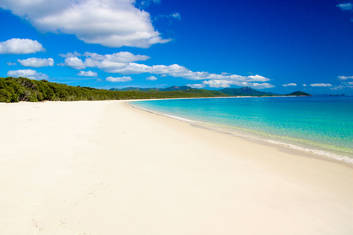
131,96,353,164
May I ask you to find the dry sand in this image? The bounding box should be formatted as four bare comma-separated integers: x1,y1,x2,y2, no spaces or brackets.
0,100,352,235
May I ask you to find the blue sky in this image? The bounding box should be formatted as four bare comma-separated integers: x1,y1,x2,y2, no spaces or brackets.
0,0,353,94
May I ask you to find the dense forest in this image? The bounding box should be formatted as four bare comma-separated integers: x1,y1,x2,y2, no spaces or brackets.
0,77,226,102
0,77,310,103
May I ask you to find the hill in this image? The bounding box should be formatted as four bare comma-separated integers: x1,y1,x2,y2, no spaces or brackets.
286,91,311,96
220,87,275,96
113,86,276,96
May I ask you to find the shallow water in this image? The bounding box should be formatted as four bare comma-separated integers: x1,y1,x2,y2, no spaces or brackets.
132,96,353,161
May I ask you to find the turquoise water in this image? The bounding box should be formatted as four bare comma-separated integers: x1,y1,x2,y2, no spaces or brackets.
132,97,353,159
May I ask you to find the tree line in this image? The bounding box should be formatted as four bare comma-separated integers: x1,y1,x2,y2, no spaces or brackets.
0,77,226,103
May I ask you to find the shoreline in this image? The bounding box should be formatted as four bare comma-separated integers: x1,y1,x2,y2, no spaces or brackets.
1,100,352,234
122,94,310,101
129,101,353,167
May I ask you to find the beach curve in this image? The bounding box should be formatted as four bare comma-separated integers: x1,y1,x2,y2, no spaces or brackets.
0,100,352,235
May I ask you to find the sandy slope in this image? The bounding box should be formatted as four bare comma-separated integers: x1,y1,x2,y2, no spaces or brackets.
0,100,352,235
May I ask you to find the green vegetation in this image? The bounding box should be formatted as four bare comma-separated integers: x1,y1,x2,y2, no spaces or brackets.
287,91,311,96
0,77,225,103
0,77,311,103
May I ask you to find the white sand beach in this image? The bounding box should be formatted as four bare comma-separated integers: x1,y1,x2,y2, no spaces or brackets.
0,100,352,235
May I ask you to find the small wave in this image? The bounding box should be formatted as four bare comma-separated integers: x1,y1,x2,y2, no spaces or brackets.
130,101,353,166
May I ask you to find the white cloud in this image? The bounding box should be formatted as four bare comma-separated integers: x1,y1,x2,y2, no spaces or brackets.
63,51,274,88
247,75,269,82
18,57,54,67
330,85,344,90
154,12,181,21
0,0,168,48
0,38,44,54
84,51,149,64
333,81,353,89
171,12,181,20
63,51,149,70
203,80,233,88
310,83,332,87
200,80,274,89
282,83,297,87
60,52,81,58
331,83,353,90
250,83,274,89
191,78,274,89
187,84,205,89
7,69,48,80
106,76,132,82
338,75,353,80
337,3,353,11
65,56,86,69
146,75,157,80
137,0,161,8
7,62,16,66
78,70,97,77
332,76,353,90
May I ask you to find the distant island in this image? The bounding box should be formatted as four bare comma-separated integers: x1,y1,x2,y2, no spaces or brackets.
287,91,311,96
0,77,310,103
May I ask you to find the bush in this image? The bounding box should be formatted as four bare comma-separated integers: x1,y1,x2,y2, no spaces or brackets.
0,89,12,102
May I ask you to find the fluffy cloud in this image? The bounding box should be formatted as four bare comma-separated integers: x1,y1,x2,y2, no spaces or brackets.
250,83,274,89
203,80,233,88
18,57,54,67
0,0,168,48
64,56,86,69
7,69,48,80
310,83,332,87
146,75,157,80
338,75,353,80
0,38,44,54
282,83,297,87
78,70,97,77
193,80,274,89
247,75,269,82
187,83,205,89
85,51,149,62
63,51,149,70
337,3,353,11
61,51,275,88
106,76,132,82
63,51,273,88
